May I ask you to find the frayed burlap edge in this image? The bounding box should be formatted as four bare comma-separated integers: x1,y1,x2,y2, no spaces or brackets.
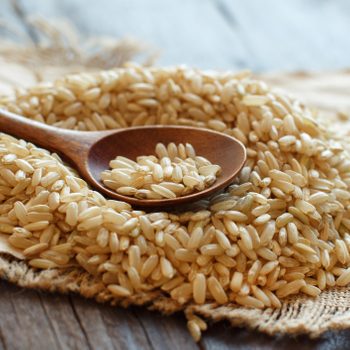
2,254,350,338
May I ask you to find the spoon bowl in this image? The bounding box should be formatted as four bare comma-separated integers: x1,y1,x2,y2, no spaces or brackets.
87,126,246,207
0,109,246,208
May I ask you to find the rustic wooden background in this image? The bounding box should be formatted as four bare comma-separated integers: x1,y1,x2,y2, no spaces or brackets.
1,0,350,349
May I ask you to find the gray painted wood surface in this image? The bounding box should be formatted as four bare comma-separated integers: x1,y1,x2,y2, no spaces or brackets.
1,0,350,349
2,0,350,71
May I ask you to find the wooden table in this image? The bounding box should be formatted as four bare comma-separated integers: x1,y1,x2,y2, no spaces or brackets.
1,1,350,349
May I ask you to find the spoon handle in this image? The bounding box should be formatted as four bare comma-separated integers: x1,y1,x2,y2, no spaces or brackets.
0,108,110,162
0,108,80,147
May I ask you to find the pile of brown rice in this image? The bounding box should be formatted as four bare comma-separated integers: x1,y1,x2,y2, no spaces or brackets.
1,64,350,341
101,142,222,199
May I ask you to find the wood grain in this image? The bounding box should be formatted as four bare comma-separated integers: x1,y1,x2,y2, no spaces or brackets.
0,280,197,350
216,0,350,71
2,280,350,350
10,0,350,72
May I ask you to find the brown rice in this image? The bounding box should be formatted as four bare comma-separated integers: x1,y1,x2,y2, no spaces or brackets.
1,65,350,341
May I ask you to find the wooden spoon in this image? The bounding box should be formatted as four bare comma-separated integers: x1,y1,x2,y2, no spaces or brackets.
0,109,246,208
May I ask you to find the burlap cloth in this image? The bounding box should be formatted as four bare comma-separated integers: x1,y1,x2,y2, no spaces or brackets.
1,22,350,337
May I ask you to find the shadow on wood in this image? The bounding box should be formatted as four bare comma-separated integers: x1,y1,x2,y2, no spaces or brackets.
1,280,350,350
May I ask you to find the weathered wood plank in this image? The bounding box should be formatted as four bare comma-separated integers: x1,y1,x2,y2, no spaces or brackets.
132,308,198,350
39,293,92,349
97,307,152,350
69,295,121,350
16,0,350,71
4,280,350,349
71,295,153,350
0,281,59,350
72,297,197,350
217,0,350,71
202,321,350,350
16,0,251,70
0,280,197,350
